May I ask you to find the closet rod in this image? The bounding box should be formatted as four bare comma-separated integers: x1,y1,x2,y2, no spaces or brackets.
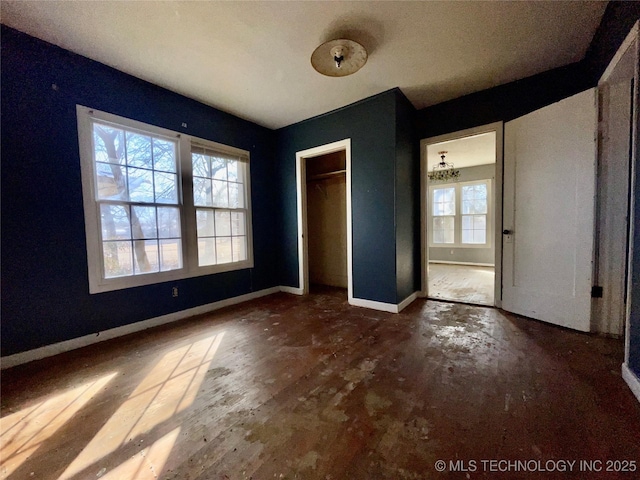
307,169,347,182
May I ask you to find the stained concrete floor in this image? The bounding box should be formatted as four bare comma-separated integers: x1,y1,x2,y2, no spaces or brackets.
1,288,640,479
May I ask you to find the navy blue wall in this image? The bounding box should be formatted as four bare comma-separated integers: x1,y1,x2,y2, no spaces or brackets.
276,91,399,304
1,26,278,356
414,62,590,140
394,90,420,302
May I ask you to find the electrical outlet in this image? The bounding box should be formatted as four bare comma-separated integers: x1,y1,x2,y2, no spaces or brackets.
172,286,179,297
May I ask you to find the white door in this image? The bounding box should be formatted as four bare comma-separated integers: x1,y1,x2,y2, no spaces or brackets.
502,89,596,332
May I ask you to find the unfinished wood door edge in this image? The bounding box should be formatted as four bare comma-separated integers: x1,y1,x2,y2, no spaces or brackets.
622,362,640,403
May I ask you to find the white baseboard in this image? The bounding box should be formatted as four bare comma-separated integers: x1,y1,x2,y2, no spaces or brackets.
279,285,304,295
622,362,640,403
349,297,398,313
349,291,420,314
1,286,420,369
0,286,281,370
429,261,495,267
397,291,419,313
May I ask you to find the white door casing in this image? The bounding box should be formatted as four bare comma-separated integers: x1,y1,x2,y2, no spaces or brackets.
420,122,504,306
502,88,597,332
295,139,353,301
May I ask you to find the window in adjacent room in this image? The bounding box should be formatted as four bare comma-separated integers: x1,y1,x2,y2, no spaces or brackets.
77,106,253,293
429,180,491,247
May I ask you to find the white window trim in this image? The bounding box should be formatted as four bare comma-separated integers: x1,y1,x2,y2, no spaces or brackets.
428,179,492,249
77,105,254,294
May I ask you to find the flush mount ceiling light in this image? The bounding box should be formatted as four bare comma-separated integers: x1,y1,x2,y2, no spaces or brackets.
311,39,368,77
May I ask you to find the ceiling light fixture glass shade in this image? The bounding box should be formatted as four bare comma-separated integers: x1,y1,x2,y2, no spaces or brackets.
428,151,460,182
311,39,367,77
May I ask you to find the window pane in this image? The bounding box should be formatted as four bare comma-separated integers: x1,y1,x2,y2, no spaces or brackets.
101,204,130,240
231,211,245,236
463,199,487,214
444,228,454,243
198,238,216,266
160,239,182,271
154,172,178,204
96,162,126,200
157,207,180,239
193,177,212,206
462,214,487,244
192,154,209,177
103,241,133,278
131,206,157,239
433,188,455,216
462,184,487,214
93,124,124,165
211,157,227,180
434,187,454,203
228,182,244,208
473,215,486,230
197,209,215,237
133,240,159,274
227,159,242,182
232,236,247,262
127,167,154,203
212,180,229,208
432,216,453,244
153,139,176,173
126,132,152,169
216,237,232,264
215,210,231,236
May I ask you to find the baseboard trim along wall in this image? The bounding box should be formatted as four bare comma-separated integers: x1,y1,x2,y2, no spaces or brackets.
349,291,419,314
428,260,495,267
279,286,304,295
0,286,281,370
397,291,420,312
622,362,640,403
1,287,421,369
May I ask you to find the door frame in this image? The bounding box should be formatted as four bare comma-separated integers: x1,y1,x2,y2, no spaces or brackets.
419,122,504,307
295,139,353,301
599,21,639,369
594,21,638,338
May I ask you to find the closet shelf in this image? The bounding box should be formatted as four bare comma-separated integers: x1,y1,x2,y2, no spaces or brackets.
307,169,347,182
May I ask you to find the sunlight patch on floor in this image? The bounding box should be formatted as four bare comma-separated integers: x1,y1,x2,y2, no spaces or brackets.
58,332,224,480
100,427,181,480
0,372,118,478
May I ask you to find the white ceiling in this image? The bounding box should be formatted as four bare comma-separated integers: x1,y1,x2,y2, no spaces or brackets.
427,132,496,170
1,1,607,129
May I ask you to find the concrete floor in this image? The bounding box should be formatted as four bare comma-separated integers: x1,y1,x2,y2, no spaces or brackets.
428,263,495,306
1,288,639,479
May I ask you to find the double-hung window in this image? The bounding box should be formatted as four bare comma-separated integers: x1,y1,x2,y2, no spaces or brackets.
191,146,249,266
78,106,253,293
429,180,491,247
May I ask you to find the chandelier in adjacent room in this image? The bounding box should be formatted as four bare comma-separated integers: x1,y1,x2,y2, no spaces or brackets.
428,151,460,182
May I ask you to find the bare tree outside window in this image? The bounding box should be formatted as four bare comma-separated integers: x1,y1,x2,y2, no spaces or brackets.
93,124,180,277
